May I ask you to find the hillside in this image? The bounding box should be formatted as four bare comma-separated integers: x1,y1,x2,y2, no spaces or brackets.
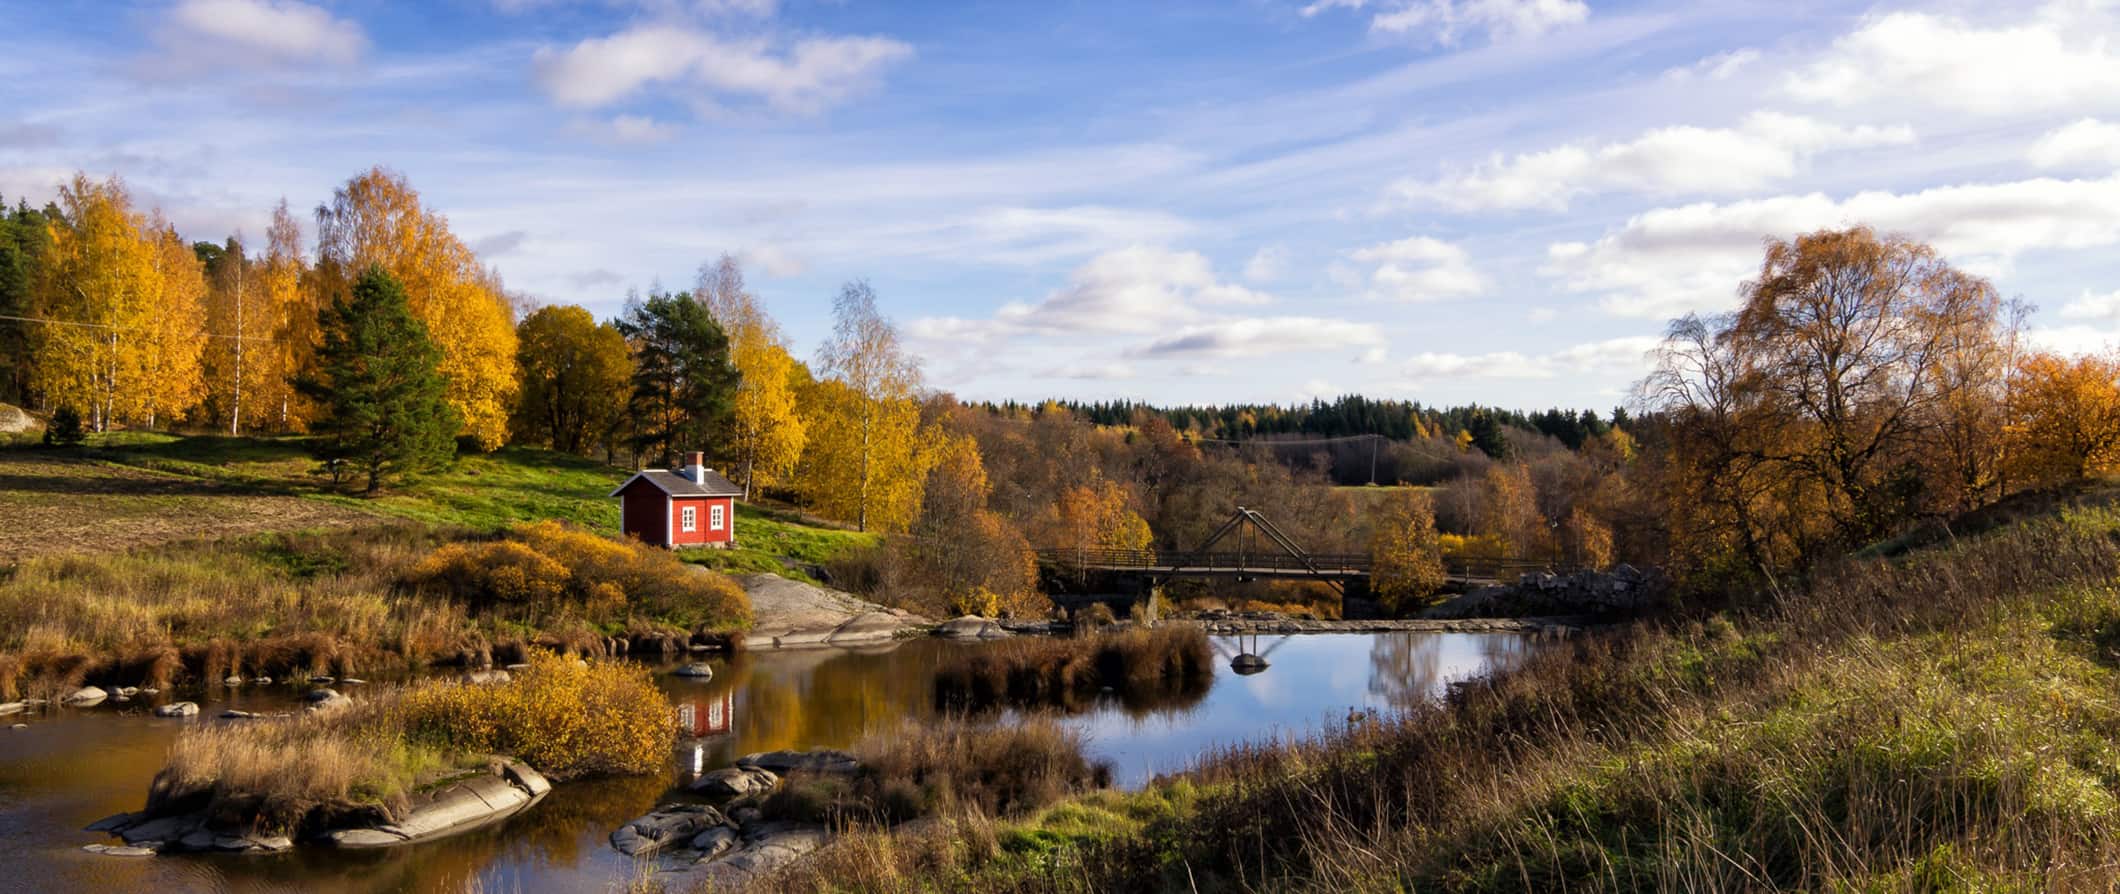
764,482,2120,892
0,434,876,576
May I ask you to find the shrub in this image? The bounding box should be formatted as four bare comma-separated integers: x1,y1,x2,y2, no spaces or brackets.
407,540,570,610
402,520,750,632
398,650,674,779
41,406,84,447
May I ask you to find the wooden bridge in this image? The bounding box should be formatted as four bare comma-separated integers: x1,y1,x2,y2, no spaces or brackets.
1035,507,1551,596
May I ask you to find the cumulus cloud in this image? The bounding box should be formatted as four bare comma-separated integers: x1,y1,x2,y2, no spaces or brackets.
1303,0,1588,44
1395,112,1914,212
154,0,367,71
534,24,912,113
1346,236,1487,302
1545,174,2120,318
2061,289,2120,324
2029,119,2120,170
1397,335,1660,381
1785,7,2120,116
1244,245,1288,282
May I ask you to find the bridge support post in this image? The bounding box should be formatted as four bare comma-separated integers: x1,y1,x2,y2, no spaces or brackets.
1142,585,1163,626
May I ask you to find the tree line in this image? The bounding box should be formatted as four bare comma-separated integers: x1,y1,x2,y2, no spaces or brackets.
4,169,2115,617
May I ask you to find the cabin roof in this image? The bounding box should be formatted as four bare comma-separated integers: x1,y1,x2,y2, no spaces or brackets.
609,468,743,499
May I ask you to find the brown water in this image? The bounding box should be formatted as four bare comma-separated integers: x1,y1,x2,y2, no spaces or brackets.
0,631,1536,893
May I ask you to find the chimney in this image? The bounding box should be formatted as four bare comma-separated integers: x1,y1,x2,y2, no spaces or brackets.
686,451,706,485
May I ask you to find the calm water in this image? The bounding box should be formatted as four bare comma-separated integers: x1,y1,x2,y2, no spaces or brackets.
0,630,1535,893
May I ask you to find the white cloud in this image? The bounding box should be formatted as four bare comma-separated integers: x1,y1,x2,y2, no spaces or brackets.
534,25,912,113
2029,119,2120,170
992,245,1270,337
1244,245,1288,282
1301,0,1586,44
157,0,366,70
1396,335,1658,380
1134,317,1384,358
1546,174,2120,318
2061,289,2120,324
1663,48,1758,82
1041,361,1138,380
1396,112,1914,211
574,114,682,145
1346,236,1486,302
2028,325,2119,356
1785,7,2120,116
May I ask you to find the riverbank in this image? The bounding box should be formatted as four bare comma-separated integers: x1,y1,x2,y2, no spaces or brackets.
753,496,2120,892
1185,614,1589,635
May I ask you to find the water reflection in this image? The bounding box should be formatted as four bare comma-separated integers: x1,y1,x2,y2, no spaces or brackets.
0,630,1536,892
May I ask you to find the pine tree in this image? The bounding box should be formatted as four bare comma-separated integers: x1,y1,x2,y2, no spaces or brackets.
617,290,739,466
298,265,458,496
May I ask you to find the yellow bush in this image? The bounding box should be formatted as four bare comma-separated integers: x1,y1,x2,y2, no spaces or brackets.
402,521,751,632
406,540,569,609
399,650,673,779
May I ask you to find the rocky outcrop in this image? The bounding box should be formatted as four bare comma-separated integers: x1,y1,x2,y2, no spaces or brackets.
934,616,1011,640
612,804,730,857
613,805,829,888
736,749,859,776
1422,565,1666,620
86,812,294,854
690,765,779,798
738,573,928,649
327,762,550,848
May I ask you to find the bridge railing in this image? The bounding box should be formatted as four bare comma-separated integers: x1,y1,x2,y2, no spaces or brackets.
1034,548,1559,581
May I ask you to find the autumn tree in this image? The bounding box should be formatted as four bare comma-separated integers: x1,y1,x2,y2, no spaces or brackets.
696,255,806,497
891,436,1041,617
133,220,207,428
1478,463,1546,558
514,304,633,457
298,266,458,495
2005,351,2120,484
802,281,927,532
1369,488,1445,613
197,235,284,434
313,167,518,449
1032,472,1155,557
30,175,161,432
262,201,315,430
618,290,738,466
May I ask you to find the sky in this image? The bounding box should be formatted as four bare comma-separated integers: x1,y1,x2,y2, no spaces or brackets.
3,0,2119,412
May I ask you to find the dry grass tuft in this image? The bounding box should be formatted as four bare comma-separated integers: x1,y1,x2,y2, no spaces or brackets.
932,625,1213,713
765,717,1109,827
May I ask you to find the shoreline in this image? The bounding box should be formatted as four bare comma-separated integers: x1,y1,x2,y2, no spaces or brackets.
1179,615,1592,635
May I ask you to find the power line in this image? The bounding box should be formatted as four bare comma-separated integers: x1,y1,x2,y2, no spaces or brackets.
0,313,276,342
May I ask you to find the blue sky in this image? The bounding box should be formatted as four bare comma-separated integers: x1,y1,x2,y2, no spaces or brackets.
4,0,2119,410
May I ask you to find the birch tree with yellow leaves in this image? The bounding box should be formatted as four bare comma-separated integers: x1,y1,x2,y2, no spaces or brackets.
800,280,928,532
313,168,518,449
30,175,164,431
134,220,207,429
696,255,806,498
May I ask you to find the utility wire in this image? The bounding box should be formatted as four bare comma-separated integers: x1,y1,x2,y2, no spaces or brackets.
0,313,276,342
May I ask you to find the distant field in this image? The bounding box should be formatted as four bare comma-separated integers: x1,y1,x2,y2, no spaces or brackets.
0,451,376,562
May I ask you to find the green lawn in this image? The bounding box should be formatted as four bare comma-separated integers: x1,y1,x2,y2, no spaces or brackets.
21,432,876,575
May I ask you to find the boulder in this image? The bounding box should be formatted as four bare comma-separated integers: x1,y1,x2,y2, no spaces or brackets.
462,669,512,685
304,689,351,713
688,826,739,861
736,749,859,776
88,810,294,854
328,764,549,848
684,822,830,887
0,701,27,716
672,663,715,680
689,765,779,799
153,701,199,718
935,616,1009,640
81,844,157,857
223,676,244,686
62,687,107,707
610,804,730,857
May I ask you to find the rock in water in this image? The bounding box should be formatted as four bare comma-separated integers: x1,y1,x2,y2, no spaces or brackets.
689,766,779,798
153,702,199,718
610,804,730,857
62,687,107,707
672,662,715,679
735,749,859,775
935,616,1009,640
304,689,351,713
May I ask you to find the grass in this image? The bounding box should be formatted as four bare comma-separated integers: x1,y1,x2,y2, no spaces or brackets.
749,490,2120,893
680,502,881,585
151,651,674,835
932,625,1215,714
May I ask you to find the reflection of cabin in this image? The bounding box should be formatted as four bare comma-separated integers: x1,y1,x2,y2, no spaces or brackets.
610,451,741,549
675,689,734,738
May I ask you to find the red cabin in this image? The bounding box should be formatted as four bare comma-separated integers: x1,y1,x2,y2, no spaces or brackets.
609,451,741,549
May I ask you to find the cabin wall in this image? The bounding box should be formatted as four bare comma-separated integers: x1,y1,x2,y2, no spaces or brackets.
620,481,670,546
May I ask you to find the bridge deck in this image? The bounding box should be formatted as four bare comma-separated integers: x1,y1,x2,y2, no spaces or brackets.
1034,548,1549,584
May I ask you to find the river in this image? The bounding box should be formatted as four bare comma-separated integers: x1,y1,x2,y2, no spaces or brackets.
0,630,1537,892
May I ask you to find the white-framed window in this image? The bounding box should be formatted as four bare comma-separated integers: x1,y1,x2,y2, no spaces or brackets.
680,505,697,532
710,504,726,531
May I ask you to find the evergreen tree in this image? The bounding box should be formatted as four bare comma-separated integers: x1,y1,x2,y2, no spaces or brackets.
618,290,739,466
298,265,458,496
